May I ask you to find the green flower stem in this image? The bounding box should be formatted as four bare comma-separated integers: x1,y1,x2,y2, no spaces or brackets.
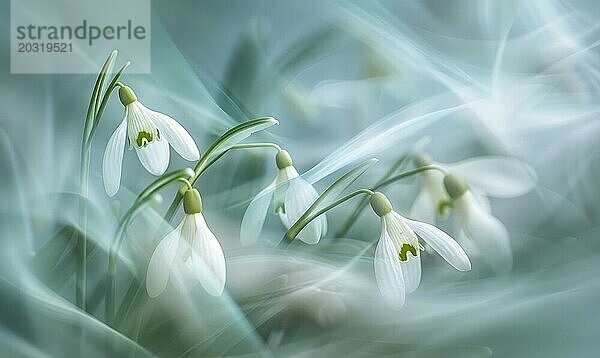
284,189,375,242
105,168,194,324
335,164,446,238
280,158,376,246
198,142,281,176
76,153,89,309
336,155,410,237
175,177,193,190
373,165,446,190
163,117,278,222
164,190,184,224
77,50,118,309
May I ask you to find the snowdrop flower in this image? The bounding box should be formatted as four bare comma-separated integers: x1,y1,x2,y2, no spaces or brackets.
370,192,471,310
241,150,327,246
409,154,452,223
444,174,513,273
410,154,537,223
103,85,200,196
146,188,225,298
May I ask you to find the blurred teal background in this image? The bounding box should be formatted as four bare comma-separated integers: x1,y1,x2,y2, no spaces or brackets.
1,0,600,356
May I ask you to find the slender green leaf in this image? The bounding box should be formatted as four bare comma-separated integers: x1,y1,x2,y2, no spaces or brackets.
195,117,279,176
165,117,279,222
313,158,378,212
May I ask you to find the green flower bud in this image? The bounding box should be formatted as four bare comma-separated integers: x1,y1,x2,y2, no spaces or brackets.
275,150,293,169
370,192,393,217
413,153,432,167
443,174,468,199
183,188,203,214
119,85,137,106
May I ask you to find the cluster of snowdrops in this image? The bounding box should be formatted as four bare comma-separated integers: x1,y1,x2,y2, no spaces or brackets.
78,52,535,318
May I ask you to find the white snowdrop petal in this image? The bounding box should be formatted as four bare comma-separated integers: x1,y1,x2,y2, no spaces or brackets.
457,230,481,258
471,188,492,214
277,208,290,228
406,219,471,271
386,212,421,255
146,222,182,298
374,227,406,310
273,166,299,211
126,103,160,148
145,106,200,161
135,135,170,175
320,214,328,237
240,179,276,246
453,193,512,273
400,253,421,294
277,166,300,182
382,213,422,293
283,177,322,244
448,156,537,198
170,252,199,295
466,210,513,273
102,120,127,197
421,169,449,210
190,214,226,296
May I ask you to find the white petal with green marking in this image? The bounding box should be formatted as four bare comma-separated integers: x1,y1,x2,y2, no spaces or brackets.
135,133,170,175
125,102,160,149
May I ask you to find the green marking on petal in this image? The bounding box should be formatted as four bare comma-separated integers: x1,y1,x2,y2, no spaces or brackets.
136,131,154,147
275,205,286,215
437,200,453,216
398,243,418,262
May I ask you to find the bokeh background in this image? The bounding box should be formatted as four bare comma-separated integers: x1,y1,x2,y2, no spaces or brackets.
1,0,600,357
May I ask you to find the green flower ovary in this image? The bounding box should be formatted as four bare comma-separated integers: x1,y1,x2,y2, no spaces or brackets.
398,243,418,262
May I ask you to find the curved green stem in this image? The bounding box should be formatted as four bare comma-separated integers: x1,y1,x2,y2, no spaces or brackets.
192,118,278,182
284,189,374,242
335,164,446,238
336,155,409,237
105,168,193,324
281,158,377,246
198,142,281,176
76,152,90,309
373,165,446,190
175,177,193,190
164,117,278,222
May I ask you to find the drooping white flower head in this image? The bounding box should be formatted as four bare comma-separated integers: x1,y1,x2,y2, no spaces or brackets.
146,189,225,298
240,150,327,246
370,192,471,310
409,154,452,223
410,154,537,223
103,85,200,196
443,174,513,273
